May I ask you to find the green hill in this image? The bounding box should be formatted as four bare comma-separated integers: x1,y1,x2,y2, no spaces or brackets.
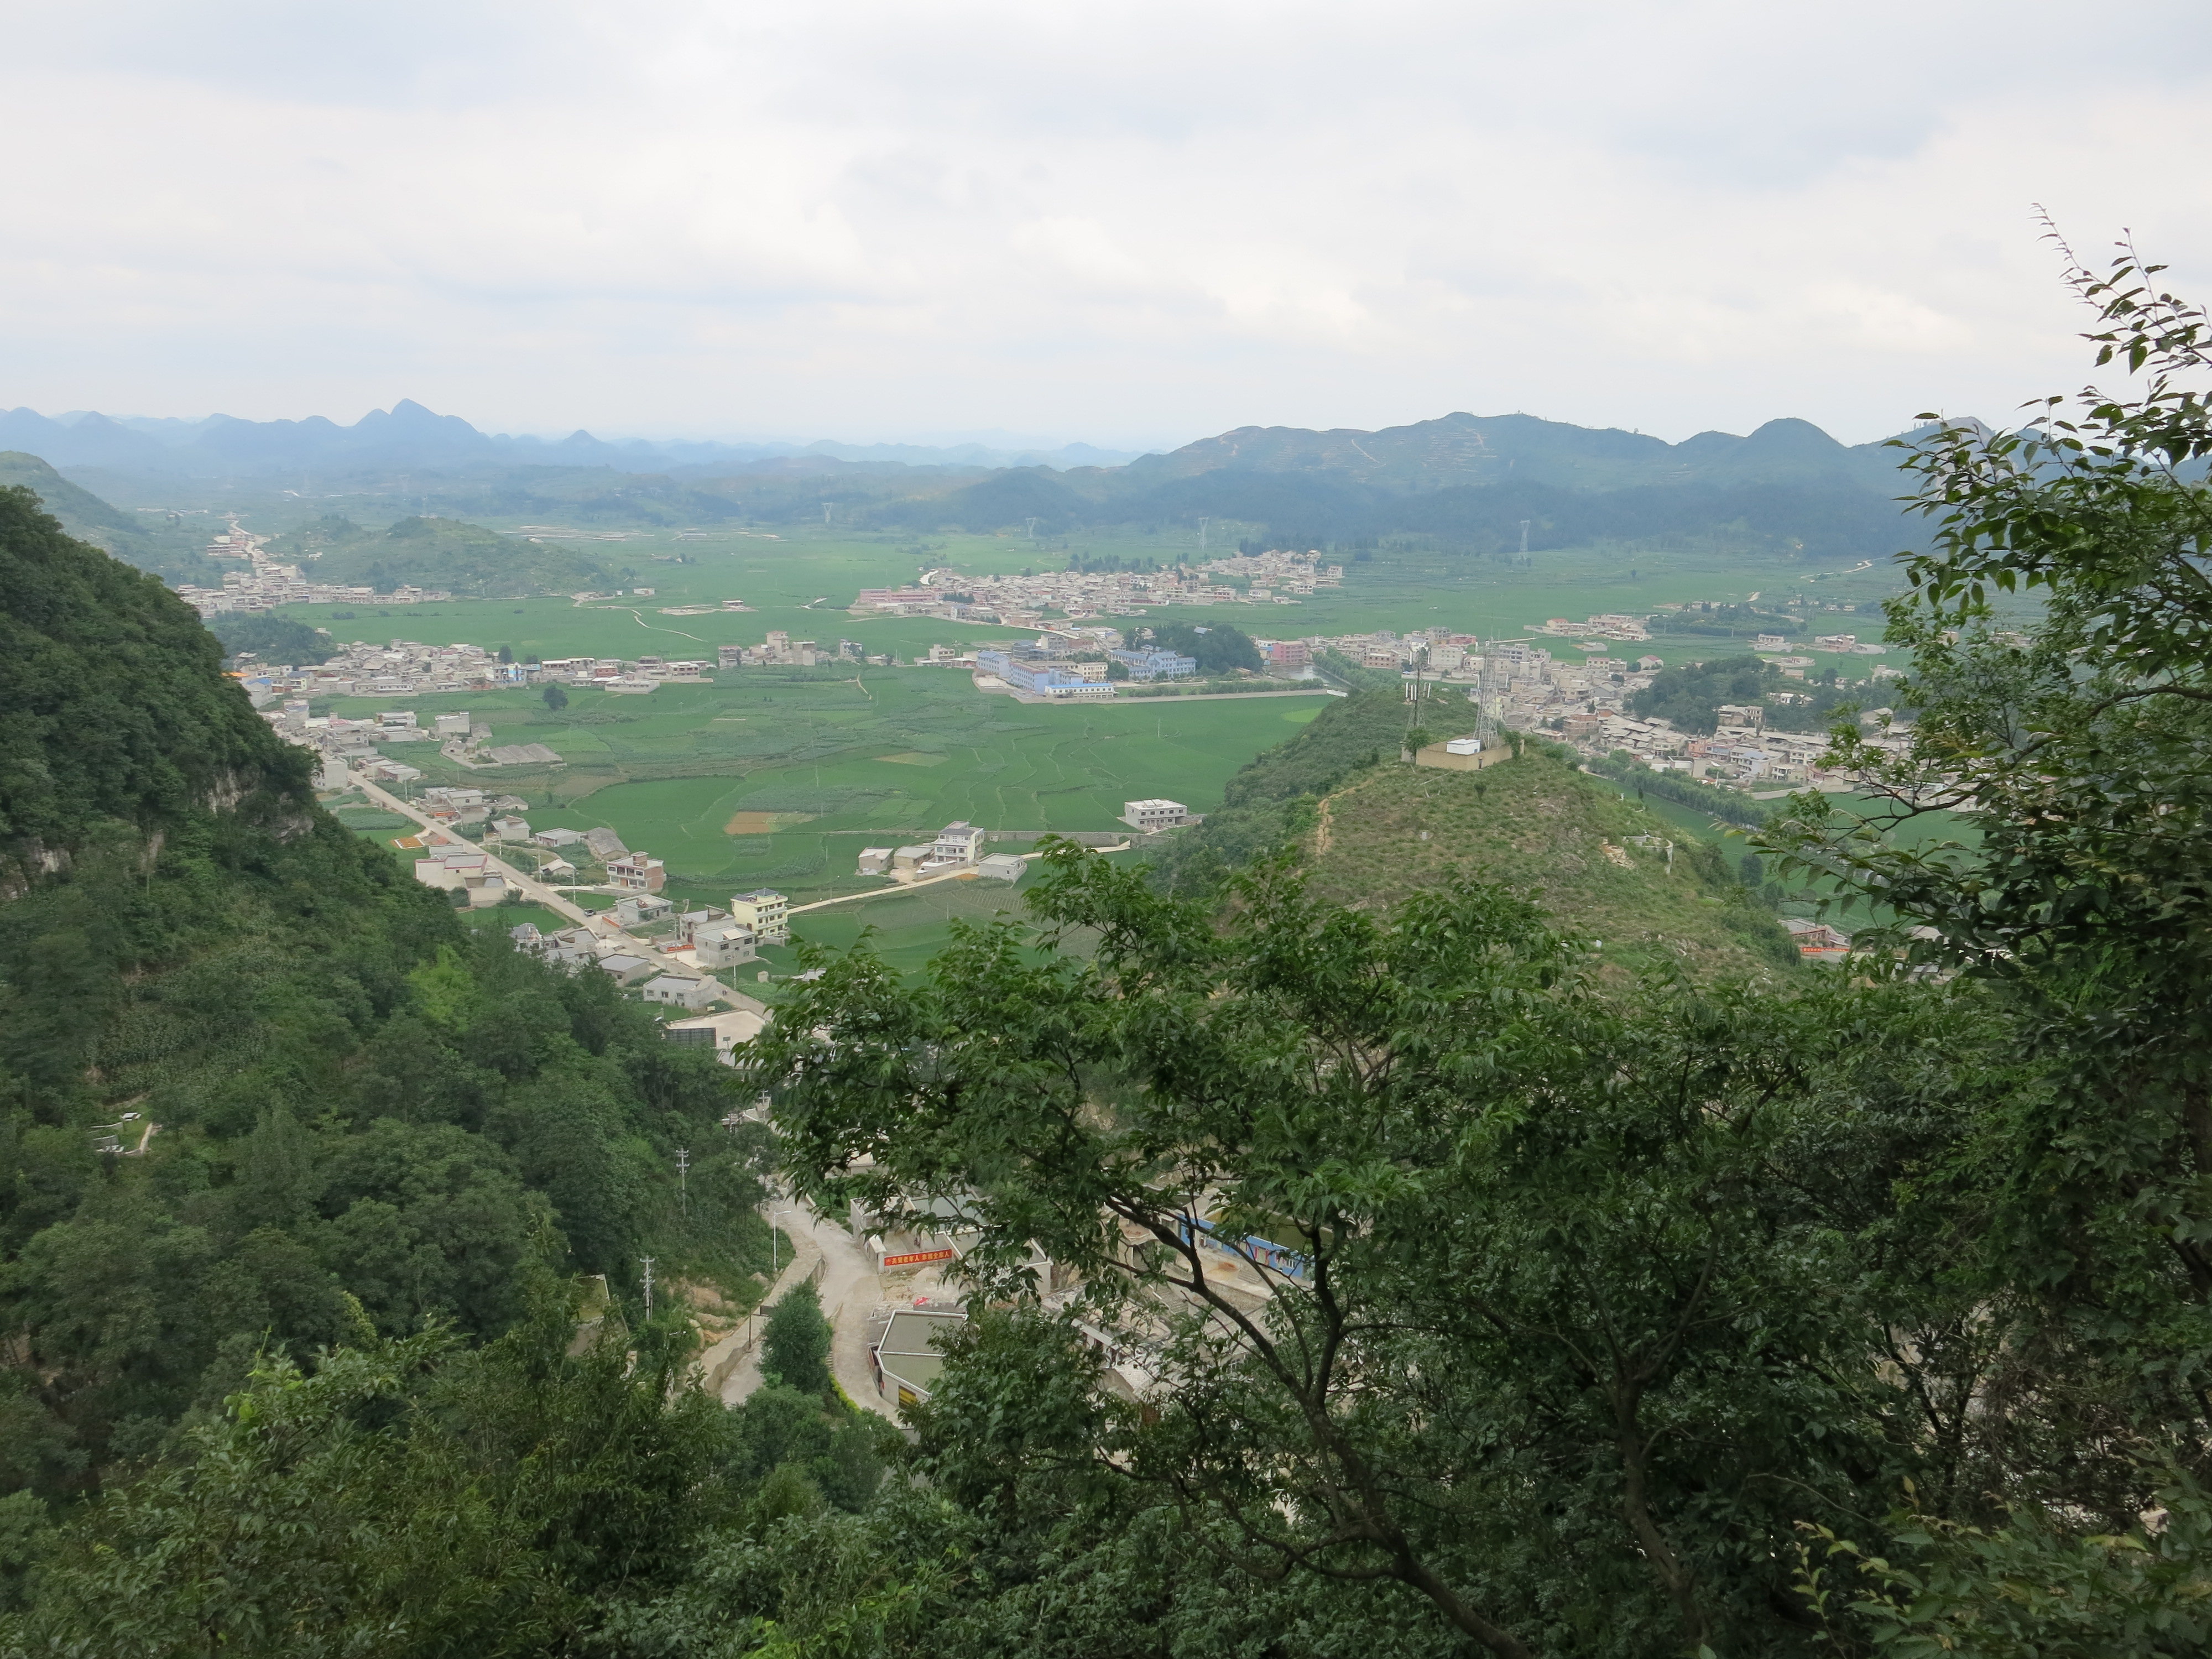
0,485,309,864
265,513,620,596
0,451,157,564
0,486,765,1504
1149,689,1796,978
1299,754,1797,979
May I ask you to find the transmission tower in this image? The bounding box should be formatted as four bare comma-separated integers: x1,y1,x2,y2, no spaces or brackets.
1473,639,1501,752
1517,520,1531,566
640,1255,656,1316
676,1148,690,1215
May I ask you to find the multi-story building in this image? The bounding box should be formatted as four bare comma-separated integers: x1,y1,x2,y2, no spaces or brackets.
975,649,1114,699
1110,647,1197,680
608,852,667,893
932,822,987,865
1121,799,1199,831
731,889,790,945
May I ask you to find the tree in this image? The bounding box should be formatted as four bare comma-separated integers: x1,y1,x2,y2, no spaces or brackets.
206,613,338,667
1764,233,2212,1640
541,684,568,713
762,1282,832,1397
3,1301,747,1657
1149,622,1261,675
746,847,1985,1655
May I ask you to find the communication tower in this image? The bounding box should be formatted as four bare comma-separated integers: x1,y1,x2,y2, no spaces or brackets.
1473,638,1502,751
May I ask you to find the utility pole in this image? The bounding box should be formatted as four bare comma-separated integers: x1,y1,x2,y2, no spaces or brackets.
676,1148,690,1215
1517,520,1531,566
1198,515,1211,550
640,1255,655,1317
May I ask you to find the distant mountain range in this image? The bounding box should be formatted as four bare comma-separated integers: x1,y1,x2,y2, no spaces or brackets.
1127,411,1912,493
0,401,1139,478
1,398,1934,567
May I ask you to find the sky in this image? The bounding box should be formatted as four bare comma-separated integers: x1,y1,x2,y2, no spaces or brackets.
6,1,2211,451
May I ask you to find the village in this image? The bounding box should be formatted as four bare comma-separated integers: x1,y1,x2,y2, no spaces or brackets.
849,545,1343,627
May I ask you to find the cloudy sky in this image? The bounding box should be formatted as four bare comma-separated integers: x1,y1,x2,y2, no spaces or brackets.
6,1,2209,449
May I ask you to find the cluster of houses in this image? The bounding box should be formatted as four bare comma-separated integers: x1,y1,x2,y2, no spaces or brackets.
849,549,1342,630
853,806,1198,885
174,528,451,618
241,638,530,703
714,631,878,670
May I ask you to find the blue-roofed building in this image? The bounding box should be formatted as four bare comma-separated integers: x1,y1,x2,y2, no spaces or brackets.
977,649,1114,699
1109,646,1198,681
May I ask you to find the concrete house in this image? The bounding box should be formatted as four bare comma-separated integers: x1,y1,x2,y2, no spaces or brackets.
596,954,655,986
608,852,666,893
975,853,1027,883
640,974,718,1012
613,894,676,928
729,889,789,945
1121,799,1199,832
662,1006,766,1064
856,847,894,876
932,822,987,865
692,924,758,969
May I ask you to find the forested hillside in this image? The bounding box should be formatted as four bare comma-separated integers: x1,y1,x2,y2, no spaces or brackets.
264,513,622,596
0,487,771,1542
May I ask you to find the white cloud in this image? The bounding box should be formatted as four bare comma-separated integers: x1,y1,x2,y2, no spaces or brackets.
2,0,2209,446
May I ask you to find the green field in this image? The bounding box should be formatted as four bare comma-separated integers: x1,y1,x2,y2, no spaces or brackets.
322,662,1321,959
272,520,1931,966
264,517,1916,665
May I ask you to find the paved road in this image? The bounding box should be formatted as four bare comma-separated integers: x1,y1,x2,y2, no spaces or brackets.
717,1199,899,1421
787,842,1132,917
355,779,602,928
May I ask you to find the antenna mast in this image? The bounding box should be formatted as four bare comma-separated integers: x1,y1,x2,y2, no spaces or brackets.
1474,638,1500,752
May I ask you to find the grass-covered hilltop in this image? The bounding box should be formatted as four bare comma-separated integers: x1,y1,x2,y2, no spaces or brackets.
7,259,2212,1656
1150,688,1799,979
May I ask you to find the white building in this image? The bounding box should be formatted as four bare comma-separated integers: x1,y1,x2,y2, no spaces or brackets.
1121,799,1199,832
662,1006,767,1065
640,974,719,1012
932,821,987,865
975,853,1027,883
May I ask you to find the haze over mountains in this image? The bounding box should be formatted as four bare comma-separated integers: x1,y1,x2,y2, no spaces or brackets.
0,399,1912,492
0,401,1138,478
1,397,1932,573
